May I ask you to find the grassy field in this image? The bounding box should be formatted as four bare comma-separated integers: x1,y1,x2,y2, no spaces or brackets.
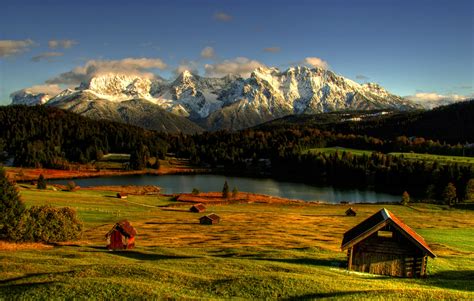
0,186,473,299
306,147,474,166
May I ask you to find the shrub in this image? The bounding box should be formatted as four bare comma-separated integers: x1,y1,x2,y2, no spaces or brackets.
65,181,78,192
222,181,230,198
20,206,83,243
192,188,200,195
401,191,410,206
232,187,239,198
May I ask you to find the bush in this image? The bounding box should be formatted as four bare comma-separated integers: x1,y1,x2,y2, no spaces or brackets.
65,181,78,192
401,191,410,206
222,181,230,198
232,187,239,198
192,188,200,195
19,206,83,243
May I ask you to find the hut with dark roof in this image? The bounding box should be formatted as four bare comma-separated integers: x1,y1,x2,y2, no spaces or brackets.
190,203,206,213
117,192,128,199
106,220,137,250
345,207,357,216
199,213,220,225
341,208,435,277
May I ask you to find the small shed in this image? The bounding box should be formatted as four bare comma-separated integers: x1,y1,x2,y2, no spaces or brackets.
199,213,220,225
190,203,206,213
106,220,137,250
117,192,128,199
345,207,357,216
341,208,435,278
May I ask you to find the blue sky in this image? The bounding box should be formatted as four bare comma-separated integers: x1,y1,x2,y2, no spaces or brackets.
0,0,472,105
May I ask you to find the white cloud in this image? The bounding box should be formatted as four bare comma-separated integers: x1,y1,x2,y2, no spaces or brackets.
214,12,233,22
48,39,77,49
303,57,329,69
174,60,199,75
46,57,167,85
263,47,281,53
10,84,63,97
405,92,468,102
200,46,215,59
204,57,265,78
31,51,64,62
0,39,35,57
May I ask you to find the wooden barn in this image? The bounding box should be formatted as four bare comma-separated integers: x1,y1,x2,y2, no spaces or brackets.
106,220,137,250
117,192,128,199
341,208,435,278
199,213,220,225
190,203,206,213
345,207,357,216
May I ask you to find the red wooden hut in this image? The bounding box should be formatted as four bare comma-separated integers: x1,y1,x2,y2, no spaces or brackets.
106,220,137,250
190,203,206,213
341,208,436,277
345,207,357,216
199,213,220,225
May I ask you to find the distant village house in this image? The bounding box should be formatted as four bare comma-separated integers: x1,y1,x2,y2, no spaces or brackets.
345,207,357,216
190,203,206,213
199,213,220,225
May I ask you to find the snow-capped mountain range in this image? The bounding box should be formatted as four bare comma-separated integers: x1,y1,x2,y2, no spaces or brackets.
10,66,419,131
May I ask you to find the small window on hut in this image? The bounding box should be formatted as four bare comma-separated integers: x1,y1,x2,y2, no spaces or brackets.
377,230,393,238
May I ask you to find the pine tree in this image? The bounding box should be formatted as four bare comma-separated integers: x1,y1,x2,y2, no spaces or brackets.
232,187,238,198
465,179,474,201
442,183,457,206
37,174,47,189
401,191,410,206
222,181,230,198
0,167,26,240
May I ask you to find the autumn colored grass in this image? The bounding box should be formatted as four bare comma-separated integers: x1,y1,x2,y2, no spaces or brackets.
0,185,473,299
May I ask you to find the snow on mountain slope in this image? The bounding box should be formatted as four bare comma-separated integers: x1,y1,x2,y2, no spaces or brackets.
10,90,51,106
11,66,419,131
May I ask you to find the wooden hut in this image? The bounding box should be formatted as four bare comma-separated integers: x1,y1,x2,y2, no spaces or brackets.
341,208,435,277
199,213,220,225
190,203,206,213
106,220,137,250
345,207,357,216
117,192,128,199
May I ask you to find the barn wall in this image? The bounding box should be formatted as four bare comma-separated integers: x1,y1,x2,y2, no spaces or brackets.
348,225,428,277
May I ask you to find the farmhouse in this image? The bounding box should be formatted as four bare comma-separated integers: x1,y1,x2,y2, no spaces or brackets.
106,220,137,250
190,203,206,213
199,213,220,225
341,208,435,277
117,192,128,199
345,207,357,216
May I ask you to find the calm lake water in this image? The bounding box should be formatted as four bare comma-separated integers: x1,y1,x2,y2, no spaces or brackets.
53,174,400,204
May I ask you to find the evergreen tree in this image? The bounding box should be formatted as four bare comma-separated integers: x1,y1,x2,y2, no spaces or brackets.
192,188,200,195
37,174,47,189
401,191,410,206
222,181,230,198
465,179,474,201
232,187,239,198
0,167,26,240
442,183,457,206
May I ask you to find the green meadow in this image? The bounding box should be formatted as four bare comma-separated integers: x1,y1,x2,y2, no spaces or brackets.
0,186,473,300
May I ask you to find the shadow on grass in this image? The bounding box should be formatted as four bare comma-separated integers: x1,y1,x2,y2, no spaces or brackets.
282,290,397,300
0,271,71,285
424,270,474,292
107,250,197,261
252,257,345,267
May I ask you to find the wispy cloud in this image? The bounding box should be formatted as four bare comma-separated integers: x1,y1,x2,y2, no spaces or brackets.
356,74,369,81
46,57,167,85
31,51,64,62
303,57,329,69
200,46,215,59
48,39,77,49
204,57,265,78
263,47,280,53
214,12,233,22
0,39,35,57
10,84,63,98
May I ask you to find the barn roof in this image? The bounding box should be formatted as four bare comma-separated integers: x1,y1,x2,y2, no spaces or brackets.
200,213,220,221
114,220,137,237
192,203,206,210
345,207,356,213
341,208,435,258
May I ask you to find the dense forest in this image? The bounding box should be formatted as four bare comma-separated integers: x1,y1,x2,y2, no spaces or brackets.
0,106,168,168
1,103,473,201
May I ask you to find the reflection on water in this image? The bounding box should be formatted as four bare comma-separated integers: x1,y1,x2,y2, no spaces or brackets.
53,174,400,204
